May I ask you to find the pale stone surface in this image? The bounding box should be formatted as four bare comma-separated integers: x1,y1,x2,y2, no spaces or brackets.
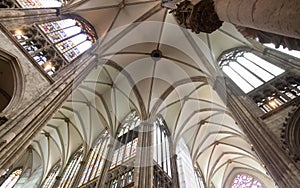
0,30,51,118
263,106,293,140
214,0,300,39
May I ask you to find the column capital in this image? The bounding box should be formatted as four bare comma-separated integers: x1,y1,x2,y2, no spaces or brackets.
172,0,223,34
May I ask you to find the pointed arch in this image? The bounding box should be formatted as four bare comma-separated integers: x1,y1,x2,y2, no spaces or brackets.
0,49,24,115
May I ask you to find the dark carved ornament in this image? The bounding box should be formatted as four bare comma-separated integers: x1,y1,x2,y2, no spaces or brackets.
0,0,16,8
236,26,300,51
189,0,223,33
281,105,300,162
0,116,8,126
170,0,223,34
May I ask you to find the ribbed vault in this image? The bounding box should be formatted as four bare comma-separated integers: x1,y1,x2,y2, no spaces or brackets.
20,0,276,187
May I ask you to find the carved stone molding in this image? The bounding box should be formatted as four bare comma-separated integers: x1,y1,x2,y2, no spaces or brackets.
281,105,300,162
172,0,223,33
189,0,223,33
236,26,300,51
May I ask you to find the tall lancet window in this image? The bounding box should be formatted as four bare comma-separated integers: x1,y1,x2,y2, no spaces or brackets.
105,111,140,188
16,0,62,8
231,174,263,188
0,168,23,188
11,16,97,76
78,131,110,187
41,162,61,188
153,115,173,188
219,49,285,93
110,111,140,169
0,0,63,8
58,147,84,188
218,48,300,113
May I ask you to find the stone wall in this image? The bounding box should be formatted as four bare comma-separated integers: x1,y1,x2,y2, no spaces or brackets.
0,29,51,119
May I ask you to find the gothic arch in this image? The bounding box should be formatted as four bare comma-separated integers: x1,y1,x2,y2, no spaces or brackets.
0,48,24,116
223,168,274,188
281,105,300,161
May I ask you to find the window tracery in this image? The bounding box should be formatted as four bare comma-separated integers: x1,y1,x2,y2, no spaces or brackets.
0,0,63,8
219,48,299,113
41,162,61,188
231,174,263,188
78,131,110,187
219,49,284,93
0,168,23,188
153,115,173,188
11,17,97,76
58,147,84,188
105,111,140,188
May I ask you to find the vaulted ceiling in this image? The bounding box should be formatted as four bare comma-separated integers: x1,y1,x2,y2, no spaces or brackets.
14,0,276,187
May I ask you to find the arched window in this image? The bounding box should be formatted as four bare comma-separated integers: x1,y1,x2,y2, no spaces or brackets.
58,147,83,188
41,162,61,188
16,0,62,8
78,131,110,187
0,168,23,188
110,111,140,169
219,48,300,113
0,57,14,112
153,115,173,188
0,0,63,8
105,111,140,188
231,173,263,188
12,16,97,76
219,49,285,93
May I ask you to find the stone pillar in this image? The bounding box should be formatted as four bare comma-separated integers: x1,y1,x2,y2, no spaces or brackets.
213,77,300,187
214,0,300,39
0,55,98,175
134,122,153,188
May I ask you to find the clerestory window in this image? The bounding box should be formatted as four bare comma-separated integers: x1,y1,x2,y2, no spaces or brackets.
41,162,61,188
78,131,110,187
0,168,23,188
12,16,97,76
58,147,84,188
219,49,284,93
231,173,263,188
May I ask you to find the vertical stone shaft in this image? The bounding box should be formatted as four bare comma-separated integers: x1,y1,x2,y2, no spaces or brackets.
135,122,153,188
214,0,300,39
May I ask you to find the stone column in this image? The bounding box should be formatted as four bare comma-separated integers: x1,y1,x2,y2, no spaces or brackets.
214,0,300,39
134,122,153,188
213,76,300,187
0,55,98,175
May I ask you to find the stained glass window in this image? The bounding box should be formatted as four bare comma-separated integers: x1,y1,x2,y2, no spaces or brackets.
0,168,23,188
38,18,96,62
12,17,96,76
219,50,285,93
16,0,62,8
41,162,61,188
58,147,84,188
110,111,140,169
231,174,263,188
78,131,110,187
